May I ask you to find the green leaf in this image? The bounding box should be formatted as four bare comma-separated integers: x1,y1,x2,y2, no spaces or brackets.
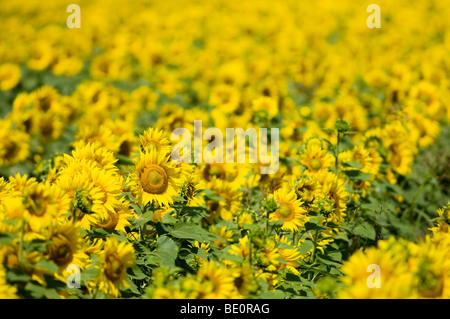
35,259,58,273
128,265,147,280
299,240,314,255
44,289,61,299
133,211,154,227
0,232,17,245
126,277,140,295
25,282,46,299
316,254,342,267
304,221,327,231
170,222,223,242
153,236,178,268
116,154,134,166
342,161,363,169
343,170,372,181
352,222,376,240
6,271,31,283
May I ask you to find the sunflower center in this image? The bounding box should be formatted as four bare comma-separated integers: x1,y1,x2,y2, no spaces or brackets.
353,180,365,189
95,210,119,230
145,141,160,152
28,194,48,217
417,259,444,298
207,165,223,180
310,158,322,170
277,203,293,219
106,256,123,281
4,142,19,161
141,165,168,194
49,236,73,266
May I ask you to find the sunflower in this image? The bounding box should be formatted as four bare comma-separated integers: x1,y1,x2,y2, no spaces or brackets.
275,235,302,275
205,178,242,221
0,120,30,167
0,264,17,299
27,41,53,71
255,238,280,271
229,235,251,261
194,261,237,299
30,85,60,113
189,241,211,267
59,160,124,214
228,262,259,298
236,210,256,228
300,143,335,174
209,225,234,248
93,200,133,232
0,63,21,91
138,127,172,155
46,222,80,271
22,183,70,232
56,173,112,230
339,144,374,175
130,150,181,207
0,176,11,196
269,188,307,232
338,237,413,299
97,237,135,297
8,173,38,195
251,96,279,118
429,204,450,238
64,143,118,172
294,177,319,203
209,84,241,113
350,180,371,202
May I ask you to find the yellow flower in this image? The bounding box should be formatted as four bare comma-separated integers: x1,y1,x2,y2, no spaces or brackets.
23,183,70,232
64,144,118,173
270,188,307,232
0,120,30,167
97,237,135,298
46,222,81,271
275,235,302,274
194,261,237,299
209,84,241,113
130,150,181,207
138,127,172,155
338,237,413,299
300,143,335,174
251,96,279,118
0,264,17,299
0,63,20,91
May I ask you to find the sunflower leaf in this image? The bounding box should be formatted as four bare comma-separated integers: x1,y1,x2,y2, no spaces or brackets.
153,236,178,268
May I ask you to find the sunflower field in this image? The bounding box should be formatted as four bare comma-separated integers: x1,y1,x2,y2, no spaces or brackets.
0,0,449,300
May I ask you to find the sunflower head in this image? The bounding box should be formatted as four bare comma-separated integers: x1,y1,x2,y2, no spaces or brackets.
270,188,307,232
138,127,171,154
97,237,135,297
132,150,181,207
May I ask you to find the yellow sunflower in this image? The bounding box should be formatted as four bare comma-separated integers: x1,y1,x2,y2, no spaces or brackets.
138,127,172,155
269,188,307,232
46,221,81,271
0,120,30,167
193,261,237,299
0,63,21,91
22,183,70,232
300,143,335,174
130,150,181,207
0,264,17,299
97,237,135,298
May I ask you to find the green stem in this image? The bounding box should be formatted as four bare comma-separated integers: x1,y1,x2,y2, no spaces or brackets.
310,229,319,264
335,132,340,172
